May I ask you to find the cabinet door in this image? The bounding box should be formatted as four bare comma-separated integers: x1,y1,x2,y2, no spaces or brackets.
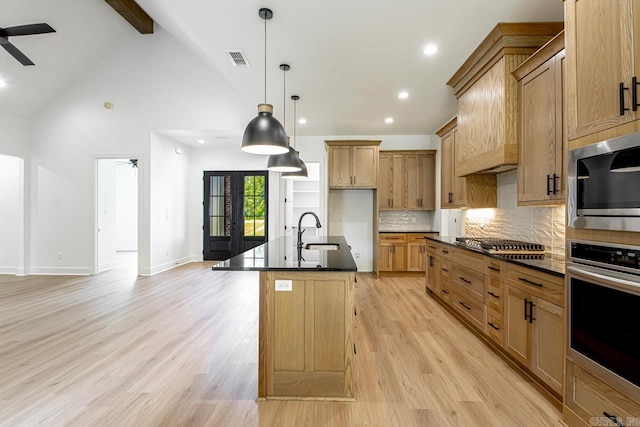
505,286,532,367
329,146,352,187
392,243,407,272
378,242,393,272
378,153,392,209
440,131,454,208
406,154,420,209
451,128,468,207
531,298,564,395
352,146,377,188
407,243,424,272
426,254,439,291
518,56,558,204
391,154,404,208
420,154,436,210
565,0,636,140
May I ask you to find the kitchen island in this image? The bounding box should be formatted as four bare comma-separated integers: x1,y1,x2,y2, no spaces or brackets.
213,235,357,401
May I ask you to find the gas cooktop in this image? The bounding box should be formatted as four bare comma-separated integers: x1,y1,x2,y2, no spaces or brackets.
455,237,545,259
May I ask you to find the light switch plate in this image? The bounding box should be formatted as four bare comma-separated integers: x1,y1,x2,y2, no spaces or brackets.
275,280,293,291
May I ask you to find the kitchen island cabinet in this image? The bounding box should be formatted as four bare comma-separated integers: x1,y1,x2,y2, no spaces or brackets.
213,236,356,400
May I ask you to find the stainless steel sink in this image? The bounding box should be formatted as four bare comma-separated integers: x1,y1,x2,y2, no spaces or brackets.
304,243,340,250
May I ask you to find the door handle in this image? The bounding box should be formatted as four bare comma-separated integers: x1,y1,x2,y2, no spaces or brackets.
553,173,559,195
546,174,552,196
620,82,630,116
353,176,356,185
429,256,434,267
633,76,640,111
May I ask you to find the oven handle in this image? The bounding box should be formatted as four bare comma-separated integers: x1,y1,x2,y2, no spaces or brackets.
567,264,640,294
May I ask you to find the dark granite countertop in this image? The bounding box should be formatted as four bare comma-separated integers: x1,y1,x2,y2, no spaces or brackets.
426,236,565,277
212,235,357,272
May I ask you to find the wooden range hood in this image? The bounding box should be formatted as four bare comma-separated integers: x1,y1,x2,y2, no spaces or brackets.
447,22,564,176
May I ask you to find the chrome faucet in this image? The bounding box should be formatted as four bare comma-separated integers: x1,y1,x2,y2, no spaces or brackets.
297,211,322,249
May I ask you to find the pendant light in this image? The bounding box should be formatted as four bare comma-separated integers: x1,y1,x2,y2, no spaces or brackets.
241,8,289,155
282,95,309,179
267,64,303,172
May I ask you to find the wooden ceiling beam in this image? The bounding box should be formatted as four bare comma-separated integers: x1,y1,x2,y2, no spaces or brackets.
105,0,154,34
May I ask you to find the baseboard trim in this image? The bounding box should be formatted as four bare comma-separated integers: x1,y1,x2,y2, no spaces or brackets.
141,255,198,276
0,266,18,275
27,267,92,276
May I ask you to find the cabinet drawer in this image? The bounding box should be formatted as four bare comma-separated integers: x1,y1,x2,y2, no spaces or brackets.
426,241,440,258
507,264,564,307
452,264,485,302
566,362,640,426
408,234,427,243
440,261,451,281
486,258,506,281
452,287,484,330
439,245,452,259
379,233,407,243
485,278,504,314
440,280,452,304
451,247,485,272
485,309,504,348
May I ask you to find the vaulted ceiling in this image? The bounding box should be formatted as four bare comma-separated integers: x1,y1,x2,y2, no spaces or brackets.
0,0,564,135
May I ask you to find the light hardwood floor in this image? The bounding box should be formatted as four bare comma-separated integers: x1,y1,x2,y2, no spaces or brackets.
0,258,564,426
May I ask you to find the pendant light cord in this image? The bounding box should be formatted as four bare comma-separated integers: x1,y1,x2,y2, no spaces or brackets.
283,68,286,130
264,16,267,104
293,99,297,149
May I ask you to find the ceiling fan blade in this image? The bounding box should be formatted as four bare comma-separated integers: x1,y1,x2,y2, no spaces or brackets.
2,41,34,66
2,23,55,37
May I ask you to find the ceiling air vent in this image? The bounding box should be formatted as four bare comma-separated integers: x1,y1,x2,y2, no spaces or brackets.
224,50,250,67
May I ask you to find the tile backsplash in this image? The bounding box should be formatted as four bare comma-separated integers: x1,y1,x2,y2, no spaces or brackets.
379,210,435,232
463,171,565,257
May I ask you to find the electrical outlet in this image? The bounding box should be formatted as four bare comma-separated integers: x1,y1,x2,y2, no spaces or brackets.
275,280,292,291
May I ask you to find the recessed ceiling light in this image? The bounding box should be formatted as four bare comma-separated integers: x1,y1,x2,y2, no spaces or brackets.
385,117,394,124
0,78,7,89
298,118,307,124
398,91,409,99
197,139,205,144
423,44,438,55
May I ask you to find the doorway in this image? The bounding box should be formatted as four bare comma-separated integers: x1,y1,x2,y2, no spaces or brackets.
203,171,268,261
96,158,139,275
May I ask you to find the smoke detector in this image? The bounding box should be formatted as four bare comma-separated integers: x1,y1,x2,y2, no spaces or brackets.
224,50,250,67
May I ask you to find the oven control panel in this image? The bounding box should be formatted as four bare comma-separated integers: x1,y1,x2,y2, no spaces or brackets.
570,240,640,273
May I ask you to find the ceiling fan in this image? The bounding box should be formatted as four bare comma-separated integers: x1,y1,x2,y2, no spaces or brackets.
0,23,56,66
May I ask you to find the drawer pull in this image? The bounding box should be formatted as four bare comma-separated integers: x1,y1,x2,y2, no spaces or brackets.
442,250,449,254
428,245,436,249
459,276,472,284
603,412,624,427
442,289,449,294
488,266,500,272
441,268,449,272
487,322,500,331
518,277,543,287
459,301,472,311
487,291,500,299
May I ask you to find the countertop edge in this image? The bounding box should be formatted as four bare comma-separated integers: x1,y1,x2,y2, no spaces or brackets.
425,236,565,278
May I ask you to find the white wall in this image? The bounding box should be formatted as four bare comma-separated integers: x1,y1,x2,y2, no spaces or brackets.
27,27,251,275
116,161,138,251
0,155,23,274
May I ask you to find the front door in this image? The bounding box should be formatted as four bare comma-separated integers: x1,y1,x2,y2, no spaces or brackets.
203,171,268,261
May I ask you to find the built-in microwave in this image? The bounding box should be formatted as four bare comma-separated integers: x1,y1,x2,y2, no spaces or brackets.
567,240,640,403
568,132,640,232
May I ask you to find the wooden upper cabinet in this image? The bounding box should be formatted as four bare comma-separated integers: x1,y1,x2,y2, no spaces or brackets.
326,140,381,189
436,118,497,209
447,22,563,176
513,32,565,206
378,151,435,210
565,0,639,143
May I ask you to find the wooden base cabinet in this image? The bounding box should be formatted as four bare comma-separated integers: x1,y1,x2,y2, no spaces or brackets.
259,271,355,400
505,285,564,395
565,361,640,427
378,234,406,272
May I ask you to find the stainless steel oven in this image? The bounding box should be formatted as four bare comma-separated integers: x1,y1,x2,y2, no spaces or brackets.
568,132,640,231
567,240,640,402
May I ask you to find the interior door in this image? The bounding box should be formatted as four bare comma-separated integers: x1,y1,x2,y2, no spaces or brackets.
203,171,268,261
